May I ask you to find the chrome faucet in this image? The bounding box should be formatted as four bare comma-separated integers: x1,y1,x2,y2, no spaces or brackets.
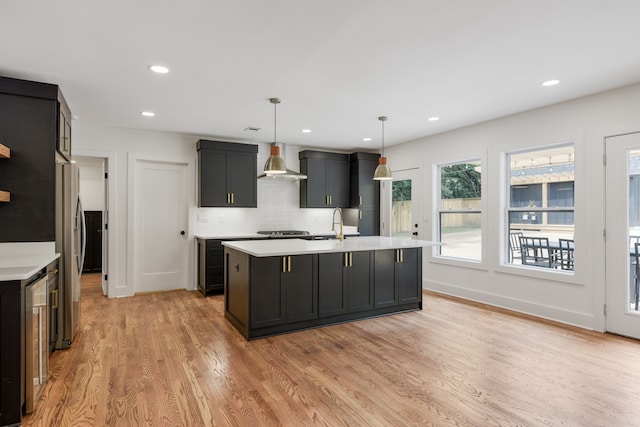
332,208,344,241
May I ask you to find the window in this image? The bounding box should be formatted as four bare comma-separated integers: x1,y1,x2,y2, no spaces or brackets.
506,144,574,271
437,160,482,261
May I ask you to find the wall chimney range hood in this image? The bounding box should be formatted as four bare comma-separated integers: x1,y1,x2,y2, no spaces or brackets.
257,143,307,180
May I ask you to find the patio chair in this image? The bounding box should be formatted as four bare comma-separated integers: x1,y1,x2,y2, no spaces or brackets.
558,238,574,270
509,231,523,262
519,236,560,268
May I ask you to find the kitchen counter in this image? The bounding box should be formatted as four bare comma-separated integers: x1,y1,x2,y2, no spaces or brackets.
0,242,60,281
195,233,268,239
223,237,438,339
222,236,438,257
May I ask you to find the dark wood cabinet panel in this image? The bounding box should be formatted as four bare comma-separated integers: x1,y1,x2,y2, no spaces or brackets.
350,152,380,236
282,255,318,322
0,280,22,426
318,252,348,317
319,251,373,316
250,256,286,328
0,76,71,243
83,211,102,273
374,248,422,308
346,251,374,312
299,150,350,208
47,260,59,354
197,140,258,208
198,239,226,296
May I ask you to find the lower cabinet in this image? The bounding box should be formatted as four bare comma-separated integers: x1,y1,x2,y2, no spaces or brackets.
224,247,421,340
250,254,318,329
375,247,422,308
47,260,59,353
0,280,22,427
319,251,373,317
197,239,225,296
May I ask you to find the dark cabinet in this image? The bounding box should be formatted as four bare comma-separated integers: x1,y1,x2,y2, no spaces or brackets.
0,76,70,242
375,248,422,308
197,239,225,296
350,152,380,236
299,150,350,208
83,211,102,273
319,251,374,317
0,279,22,426
250,254,317,329
197,140,258,207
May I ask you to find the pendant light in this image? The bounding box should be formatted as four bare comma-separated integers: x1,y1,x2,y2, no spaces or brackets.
264,97,287,174
373,116,392,180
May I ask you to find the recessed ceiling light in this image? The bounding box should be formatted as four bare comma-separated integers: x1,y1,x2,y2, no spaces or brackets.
301,129,312,133
542,79,560,87
148,65,169,74
363,137,372,142
428,116,440,121
141,111,155,117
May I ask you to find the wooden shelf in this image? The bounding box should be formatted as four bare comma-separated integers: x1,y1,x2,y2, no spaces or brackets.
0,143,9,159
0,191,9,202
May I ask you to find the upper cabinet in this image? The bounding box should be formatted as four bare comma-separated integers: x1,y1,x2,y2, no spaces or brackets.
299,150,350,208
197,140,258,208
0,76,69,242
350,152,380,236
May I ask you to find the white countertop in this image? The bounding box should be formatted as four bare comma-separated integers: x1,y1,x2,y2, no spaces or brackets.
195,233,269,240
222,236,440,257
0,253,60,281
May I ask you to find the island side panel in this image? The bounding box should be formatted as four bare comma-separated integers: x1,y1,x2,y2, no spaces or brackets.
224,247,250,337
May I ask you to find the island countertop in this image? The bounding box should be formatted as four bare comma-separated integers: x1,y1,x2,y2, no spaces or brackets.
222,236,439,257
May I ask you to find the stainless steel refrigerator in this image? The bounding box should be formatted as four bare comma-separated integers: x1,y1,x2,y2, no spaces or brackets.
55,161,85,349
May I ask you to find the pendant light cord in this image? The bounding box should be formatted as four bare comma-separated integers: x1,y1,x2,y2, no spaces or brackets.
273,101,277,144
381,119,385,156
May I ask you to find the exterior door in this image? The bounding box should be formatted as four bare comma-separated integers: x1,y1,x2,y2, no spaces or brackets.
391,169,421,239
133,160,188,293
605,131,640,339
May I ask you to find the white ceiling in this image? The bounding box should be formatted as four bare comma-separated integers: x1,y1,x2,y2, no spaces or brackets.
2,0,640,152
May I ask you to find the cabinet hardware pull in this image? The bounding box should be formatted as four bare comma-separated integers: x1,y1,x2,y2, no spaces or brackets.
359,210,362,220
349,252,353,266
326,195,329,205
360,195,363,205
227,193,230,204
288,256,292,272
51,289,58,309
344,252,348,267
47,269,59,276
401,249,404,263
282,256,287,272
231,193,234,204
395,249,399,263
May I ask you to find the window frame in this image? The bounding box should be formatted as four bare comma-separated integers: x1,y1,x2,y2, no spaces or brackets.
432,157,485,268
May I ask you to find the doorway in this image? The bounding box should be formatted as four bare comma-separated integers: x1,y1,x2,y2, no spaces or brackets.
74,156,109,296
131,159,189,293
391,169,421,240
605,131,640,339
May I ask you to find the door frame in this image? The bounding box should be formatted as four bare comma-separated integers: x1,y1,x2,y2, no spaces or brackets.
127,154,194,294
74,149,116,298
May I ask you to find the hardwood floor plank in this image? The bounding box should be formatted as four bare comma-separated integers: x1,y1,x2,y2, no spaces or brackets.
21,289,640,426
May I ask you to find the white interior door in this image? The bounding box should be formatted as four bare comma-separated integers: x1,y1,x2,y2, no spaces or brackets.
605,131,640,339
134,159,188,293
391,169,421,240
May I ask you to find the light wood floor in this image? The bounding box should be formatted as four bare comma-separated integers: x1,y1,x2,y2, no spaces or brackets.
22,287,640,426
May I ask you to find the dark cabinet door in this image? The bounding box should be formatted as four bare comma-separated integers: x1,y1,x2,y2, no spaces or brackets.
283,254,318,322
398,248,422,304
358,207,380,237
198,140,258,208
83,211,102,272
350,153,380,235
318,252,348,317
299,151,350,208
197,239,225,296
251,257,286,328
199,149,228,207
346,251,374,312
228,152,257,207
374,249,398,308
48,261,59,353
326,159,350,208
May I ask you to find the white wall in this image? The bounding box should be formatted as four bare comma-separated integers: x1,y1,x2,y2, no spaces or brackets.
385,82,640,331
73,125,349,297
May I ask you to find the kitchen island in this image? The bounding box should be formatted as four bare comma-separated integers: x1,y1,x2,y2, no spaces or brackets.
222,236,438,339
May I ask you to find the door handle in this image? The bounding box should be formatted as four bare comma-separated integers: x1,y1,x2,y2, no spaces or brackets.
412,232,418,236
180,230,186,235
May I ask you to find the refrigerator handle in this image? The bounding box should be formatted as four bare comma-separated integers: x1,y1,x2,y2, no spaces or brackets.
78,196,87,282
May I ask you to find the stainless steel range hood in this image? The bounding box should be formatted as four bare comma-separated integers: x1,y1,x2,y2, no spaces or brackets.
257,143,307,180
